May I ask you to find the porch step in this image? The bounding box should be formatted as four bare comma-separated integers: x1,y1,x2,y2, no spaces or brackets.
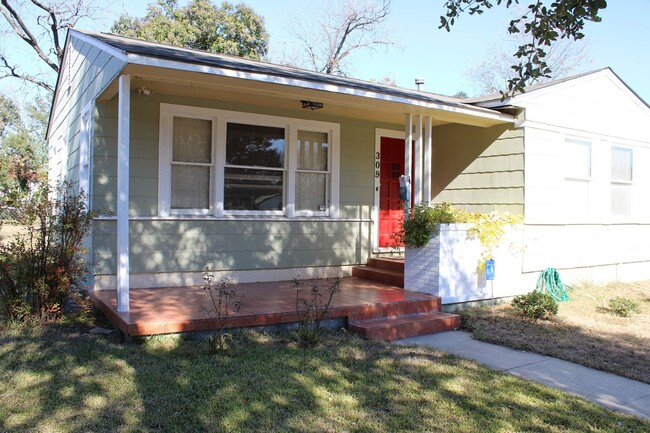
349,312,461,341
367,257,404,273
352,266,404,287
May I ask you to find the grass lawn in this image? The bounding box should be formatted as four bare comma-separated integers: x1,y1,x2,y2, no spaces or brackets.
461,280,650,384
1,323,648,432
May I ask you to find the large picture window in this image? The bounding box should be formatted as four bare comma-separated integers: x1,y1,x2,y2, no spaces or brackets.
225,123,285,212
159,104,339,218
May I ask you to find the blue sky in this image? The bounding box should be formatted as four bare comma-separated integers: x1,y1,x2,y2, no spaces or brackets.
3,0,649,104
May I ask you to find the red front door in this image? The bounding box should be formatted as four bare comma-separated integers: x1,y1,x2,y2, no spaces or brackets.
378,137,405,247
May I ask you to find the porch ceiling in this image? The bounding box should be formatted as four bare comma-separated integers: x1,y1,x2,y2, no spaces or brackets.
98,64,513,128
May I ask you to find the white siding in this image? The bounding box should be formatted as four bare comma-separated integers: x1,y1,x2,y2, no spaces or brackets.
518,69,650,282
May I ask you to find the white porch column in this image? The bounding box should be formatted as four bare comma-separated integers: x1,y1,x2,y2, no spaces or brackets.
423,116,433,203
413,114,423,204
117,74,131,312
404,113,412,191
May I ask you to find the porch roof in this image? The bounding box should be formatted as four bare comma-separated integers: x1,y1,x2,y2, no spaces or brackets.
71,29,514,128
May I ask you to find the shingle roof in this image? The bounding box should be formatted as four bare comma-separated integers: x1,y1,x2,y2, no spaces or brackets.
468,67,649,109
76,29,472,109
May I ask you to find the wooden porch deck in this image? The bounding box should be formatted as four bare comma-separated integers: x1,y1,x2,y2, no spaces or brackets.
91,277,457,339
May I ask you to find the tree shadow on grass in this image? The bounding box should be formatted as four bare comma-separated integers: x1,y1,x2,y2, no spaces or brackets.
1,326,648,432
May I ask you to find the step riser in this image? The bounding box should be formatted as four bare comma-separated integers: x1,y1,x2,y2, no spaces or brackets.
352,267,404,287
350,316,461,341
366,258,404,273
349,299,441,321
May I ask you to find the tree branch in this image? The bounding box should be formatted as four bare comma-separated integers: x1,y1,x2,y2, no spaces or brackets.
0,0,59,73
31,0,63,65
0,55,54,93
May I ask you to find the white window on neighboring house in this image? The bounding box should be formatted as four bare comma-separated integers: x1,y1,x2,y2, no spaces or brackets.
158,104,340,218
564,137,592,216
611,145,633,216
78,103,92,207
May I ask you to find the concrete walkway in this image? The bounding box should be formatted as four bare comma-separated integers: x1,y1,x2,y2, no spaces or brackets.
397,331,650,420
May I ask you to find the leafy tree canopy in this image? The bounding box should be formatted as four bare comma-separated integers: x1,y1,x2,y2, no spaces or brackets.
0,94,47,206
440,0,607,97
112,0,269,60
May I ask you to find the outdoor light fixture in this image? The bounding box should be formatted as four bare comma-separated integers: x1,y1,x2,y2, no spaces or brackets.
301,100,324,110
137,87,154,100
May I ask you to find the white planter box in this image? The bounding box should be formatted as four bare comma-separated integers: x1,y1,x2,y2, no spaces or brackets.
405,224,528,304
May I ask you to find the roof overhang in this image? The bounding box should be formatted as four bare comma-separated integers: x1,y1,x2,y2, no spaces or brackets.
72,29,515,128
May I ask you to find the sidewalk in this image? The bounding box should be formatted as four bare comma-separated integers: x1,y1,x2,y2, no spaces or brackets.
397,331,650,420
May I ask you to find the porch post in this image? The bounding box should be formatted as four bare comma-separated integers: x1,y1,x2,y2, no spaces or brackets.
413,114,423,204
404,113,412,193
423,116,432,203
117,74,131,312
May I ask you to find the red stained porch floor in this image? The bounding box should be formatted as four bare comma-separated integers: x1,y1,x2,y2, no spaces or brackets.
91,277,442,337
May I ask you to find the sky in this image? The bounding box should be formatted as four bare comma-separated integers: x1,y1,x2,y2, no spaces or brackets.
2,0,649,104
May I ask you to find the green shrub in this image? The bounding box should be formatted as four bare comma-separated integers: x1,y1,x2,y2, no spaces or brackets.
399,202,457,248
0,183,92,321
608,297,641,318
512,290,558,322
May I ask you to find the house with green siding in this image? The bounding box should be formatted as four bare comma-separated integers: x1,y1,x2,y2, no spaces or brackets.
47,30,650,312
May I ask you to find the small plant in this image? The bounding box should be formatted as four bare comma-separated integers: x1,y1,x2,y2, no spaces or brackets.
463,211,523,266
608,297,641,318
293,276,341,348
512,290,558,322
0,183,92,322
201,266,244,354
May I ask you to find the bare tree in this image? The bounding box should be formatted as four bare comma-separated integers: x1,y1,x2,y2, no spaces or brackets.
0,0,99,93
287,0,395,76
467,27,592,95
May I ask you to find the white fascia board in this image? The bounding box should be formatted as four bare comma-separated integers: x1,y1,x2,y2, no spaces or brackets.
126,53,514,124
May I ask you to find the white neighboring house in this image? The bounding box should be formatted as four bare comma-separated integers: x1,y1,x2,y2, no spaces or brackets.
473,68,650,285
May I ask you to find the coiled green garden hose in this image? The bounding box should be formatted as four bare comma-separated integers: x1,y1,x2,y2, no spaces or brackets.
536,268,570,302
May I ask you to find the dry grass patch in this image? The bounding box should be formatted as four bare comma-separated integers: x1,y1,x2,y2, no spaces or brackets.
461,280,650,384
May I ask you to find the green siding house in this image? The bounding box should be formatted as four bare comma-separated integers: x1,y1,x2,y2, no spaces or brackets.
47,29,519,312
55,29,650,312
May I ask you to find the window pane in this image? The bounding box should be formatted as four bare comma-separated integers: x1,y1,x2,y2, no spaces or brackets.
297,130,328,171
611,147,632,181
296,172,327,212
224,167,283,210
172,117,212,163
171,165,210,209
226,123,285,168
611,183,631,216
565,138,591,179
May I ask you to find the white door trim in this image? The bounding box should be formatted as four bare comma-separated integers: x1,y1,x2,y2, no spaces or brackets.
373,128,406,253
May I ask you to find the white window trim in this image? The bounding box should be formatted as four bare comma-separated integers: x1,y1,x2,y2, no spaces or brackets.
564,136,592,182
79,101,93,208
610,144,634,219
158,103,340,219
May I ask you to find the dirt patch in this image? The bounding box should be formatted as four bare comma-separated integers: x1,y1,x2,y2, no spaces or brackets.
460,280,650,384
0,222,29,241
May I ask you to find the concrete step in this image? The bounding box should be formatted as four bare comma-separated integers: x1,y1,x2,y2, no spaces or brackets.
349,312,461,341
367,257,404,273
352,266,404,287
348,298,441,321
